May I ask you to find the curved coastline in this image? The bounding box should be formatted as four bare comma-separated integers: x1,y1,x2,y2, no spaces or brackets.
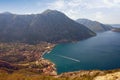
42,31,120,75
41,43,58,75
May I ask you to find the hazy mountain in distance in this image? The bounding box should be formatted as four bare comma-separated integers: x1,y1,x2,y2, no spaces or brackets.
76,19,112,32
110,24,120,32
110,24,120,28
0,9,96,44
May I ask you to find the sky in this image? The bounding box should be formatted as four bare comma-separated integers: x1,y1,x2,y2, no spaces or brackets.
0,0,120,24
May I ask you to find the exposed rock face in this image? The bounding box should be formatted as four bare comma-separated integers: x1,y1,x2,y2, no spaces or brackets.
59,70,105,79
58,69,120,80
76,19,112,32
0,10,95,44
94,72,120,80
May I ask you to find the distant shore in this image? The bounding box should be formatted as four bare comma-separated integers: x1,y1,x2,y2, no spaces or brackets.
112,28,120,32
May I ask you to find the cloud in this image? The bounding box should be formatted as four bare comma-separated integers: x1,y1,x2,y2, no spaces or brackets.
90,12,106,23
47,0,120,10
102,0,120,8
83,0,120,9
46,0,84,19
46,0,120,19
36,0,120,23
94,12,104,20
47,0,65,10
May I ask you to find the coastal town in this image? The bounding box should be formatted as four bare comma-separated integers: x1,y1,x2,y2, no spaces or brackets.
0,42,57,76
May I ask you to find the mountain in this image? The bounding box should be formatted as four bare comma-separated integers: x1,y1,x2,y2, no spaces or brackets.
110,24,120,28
76,19,112,32
112,28,120,32
0,10,96,44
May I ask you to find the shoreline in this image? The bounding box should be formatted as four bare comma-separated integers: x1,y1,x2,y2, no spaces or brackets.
42,48,120,76
0,42,120,79
41,43,56,58
40,43,120,77
40,43,58,75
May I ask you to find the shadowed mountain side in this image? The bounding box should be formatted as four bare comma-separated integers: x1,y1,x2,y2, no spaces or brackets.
0,10,96,44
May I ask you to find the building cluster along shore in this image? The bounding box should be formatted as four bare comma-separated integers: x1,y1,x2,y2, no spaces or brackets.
0,42,57,75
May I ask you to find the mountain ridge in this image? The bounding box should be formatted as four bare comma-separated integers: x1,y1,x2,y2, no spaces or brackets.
0,10,96,44
76,19,112,32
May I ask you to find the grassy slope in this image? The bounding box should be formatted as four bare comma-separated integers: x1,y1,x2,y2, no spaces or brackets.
0,69,120,80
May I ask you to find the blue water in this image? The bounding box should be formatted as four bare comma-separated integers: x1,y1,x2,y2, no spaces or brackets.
43,31,120,74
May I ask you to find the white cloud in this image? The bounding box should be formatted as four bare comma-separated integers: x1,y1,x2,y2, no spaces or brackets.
47,0,65,10
94,12,104,19
90,12,106,23
83,0,120,9
37,0,120,24
46,0,84,19
103,0,120,8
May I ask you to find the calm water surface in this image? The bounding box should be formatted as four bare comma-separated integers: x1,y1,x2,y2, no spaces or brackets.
44,31,120,74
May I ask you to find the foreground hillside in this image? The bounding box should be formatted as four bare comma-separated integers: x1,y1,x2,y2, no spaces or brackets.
0,42,55,63
0,68,120,80
0,42,57,76
76,19,112,32
0,42,120,80
59,69,120,80
0,10,95,44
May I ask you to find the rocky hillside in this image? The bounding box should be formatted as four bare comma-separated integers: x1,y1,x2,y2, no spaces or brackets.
0,10,95,44
0,42,57,76
0,42,55,63
0,67,120,80
76,19,112,32
94,71,120,80
59,69,120,80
